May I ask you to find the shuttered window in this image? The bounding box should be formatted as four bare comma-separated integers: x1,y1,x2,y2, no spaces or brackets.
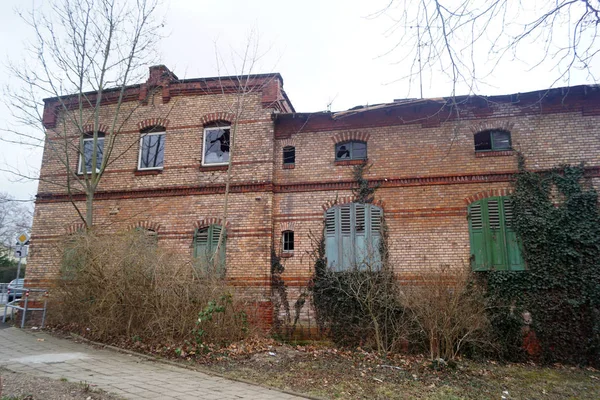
324,203,383,271
193,225,226,276
468,196,524,271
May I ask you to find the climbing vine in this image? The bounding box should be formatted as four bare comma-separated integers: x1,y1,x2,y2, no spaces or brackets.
482,159,600,365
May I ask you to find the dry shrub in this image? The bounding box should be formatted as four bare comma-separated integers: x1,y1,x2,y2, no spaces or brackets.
400,265,491,361
49,230,252,345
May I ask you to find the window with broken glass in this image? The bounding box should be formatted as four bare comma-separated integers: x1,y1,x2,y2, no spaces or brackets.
282,230,294,252
78,133,105,174
203,125,231,165
335,141,367,161
474,130,511,152
138,129,165,170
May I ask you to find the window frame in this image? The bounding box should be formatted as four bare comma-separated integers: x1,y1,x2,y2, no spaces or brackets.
335,141,367,161
78,134,105,175
468,196,525,272
202,125,231,166
137,129,166,171
282,230,295,253
474,129,512,152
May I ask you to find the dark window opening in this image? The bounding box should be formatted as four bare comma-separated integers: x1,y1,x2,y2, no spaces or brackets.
474,130,511,152
282,230,294,252
335,141,367,161
283,146,295,165
203,123,231,165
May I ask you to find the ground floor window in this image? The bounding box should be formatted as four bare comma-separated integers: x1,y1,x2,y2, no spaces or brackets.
193,224,226,276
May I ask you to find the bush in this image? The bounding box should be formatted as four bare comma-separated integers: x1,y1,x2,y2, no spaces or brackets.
49,230,251,345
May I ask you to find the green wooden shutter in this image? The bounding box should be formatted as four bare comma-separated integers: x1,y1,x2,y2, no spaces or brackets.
194,228,210,264
354,204,367,269
210,225,226,276
325,208,339,270
503,198,525,271
487,198,508,270
469,201,488,271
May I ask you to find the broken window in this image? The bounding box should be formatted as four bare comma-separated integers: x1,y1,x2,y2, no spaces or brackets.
474,130,511,152
282,230,294,252
203,125,231,165
138,128,165,169
283,146,295,165
335,141,367,161
79,133,105,174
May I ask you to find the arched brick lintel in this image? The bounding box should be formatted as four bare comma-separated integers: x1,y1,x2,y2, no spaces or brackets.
137,118,170,131
321,196,385,211
193,217,231,230
65,222,86,235
279,221,295,232
200,112,236,126
469,121,514,134
464,189,514,205
129,220,162,233
82,123,110,134
331,131,370,144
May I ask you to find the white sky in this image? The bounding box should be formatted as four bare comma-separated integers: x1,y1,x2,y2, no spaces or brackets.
0,0,598,204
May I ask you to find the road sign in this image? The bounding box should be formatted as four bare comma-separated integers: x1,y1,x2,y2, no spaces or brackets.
14,245,28,258
16,233,30,245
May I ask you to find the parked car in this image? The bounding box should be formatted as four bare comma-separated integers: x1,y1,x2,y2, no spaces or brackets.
7,278,24,302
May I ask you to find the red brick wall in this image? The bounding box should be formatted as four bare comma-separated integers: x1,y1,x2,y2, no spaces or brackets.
28,73,600,329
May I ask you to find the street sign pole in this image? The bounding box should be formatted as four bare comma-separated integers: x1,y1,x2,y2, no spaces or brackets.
15,233,30,283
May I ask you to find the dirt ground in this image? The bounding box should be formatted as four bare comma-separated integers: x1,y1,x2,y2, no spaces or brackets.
0,369,119,400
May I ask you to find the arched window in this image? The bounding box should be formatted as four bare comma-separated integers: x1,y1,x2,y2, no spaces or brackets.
78,132,105,174
468,196,524,271
193,224,226,276
203,121,230,165
138,126,166,170
325,203,382,271
283,146,295,166
474,129,511,152
335,141,367,161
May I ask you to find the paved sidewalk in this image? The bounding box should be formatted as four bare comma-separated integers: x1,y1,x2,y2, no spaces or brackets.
0,327,304,399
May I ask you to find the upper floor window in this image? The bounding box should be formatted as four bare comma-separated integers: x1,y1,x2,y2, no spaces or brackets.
78,132,105,174
325,203,382,271
474,129,511,152
203,122,230,165
193,224,226,277
138,127,165,170
282,230,294,252
283,146,295,165
468,196,524,271
335,141,367,161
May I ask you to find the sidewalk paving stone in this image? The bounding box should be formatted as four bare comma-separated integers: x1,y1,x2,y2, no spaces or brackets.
0,326,307,399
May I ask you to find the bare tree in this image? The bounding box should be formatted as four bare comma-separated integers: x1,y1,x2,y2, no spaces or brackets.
3,0,165,228
0,193,32,249
376,0,600,96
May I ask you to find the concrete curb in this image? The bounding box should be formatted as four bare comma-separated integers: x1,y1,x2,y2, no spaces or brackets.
63,331,324,400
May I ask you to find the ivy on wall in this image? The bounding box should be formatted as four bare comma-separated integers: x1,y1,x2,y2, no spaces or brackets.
482,159,600,365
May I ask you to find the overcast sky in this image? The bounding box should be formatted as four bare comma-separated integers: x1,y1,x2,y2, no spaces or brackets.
0,0,598,204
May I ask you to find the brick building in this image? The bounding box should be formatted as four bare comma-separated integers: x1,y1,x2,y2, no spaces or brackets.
27,66,600,326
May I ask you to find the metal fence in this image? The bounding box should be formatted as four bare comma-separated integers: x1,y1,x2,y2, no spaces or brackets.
2,287,49,328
